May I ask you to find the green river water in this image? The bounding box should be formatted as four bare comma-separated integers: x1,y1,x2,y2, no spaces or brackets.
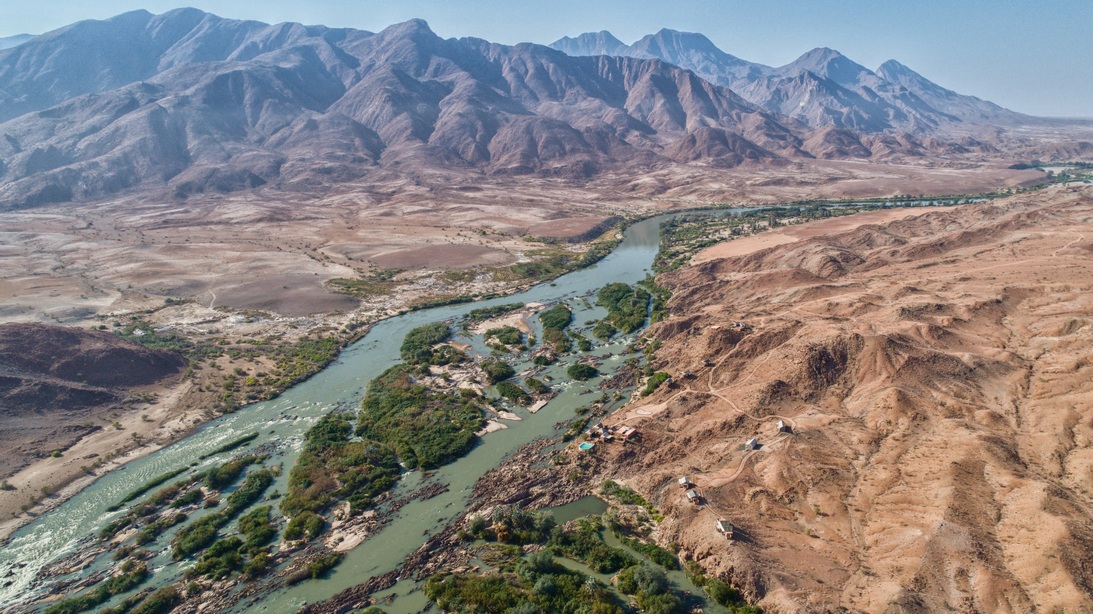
1,210,730,613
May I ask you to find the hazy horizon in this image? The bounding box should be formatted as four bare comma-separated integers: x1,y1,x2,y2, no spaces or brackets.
1,0,1091,118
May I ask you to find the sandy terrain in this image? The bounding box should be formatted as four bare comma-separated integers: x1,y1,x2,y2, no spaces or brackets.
0,157,1050,541
0,159,1041,331
691,206,956,263
599,184,1093,612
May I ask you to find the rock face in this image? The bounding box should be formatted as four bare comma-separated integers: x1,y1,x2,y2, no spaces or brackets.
601,185,1093,611
0,9,819,210
0,323,185,476
550,30,1031,132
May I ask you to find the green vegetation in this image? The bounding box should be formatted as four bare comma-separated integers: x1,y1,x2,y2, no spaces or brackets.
685,561,762,612
466,506,556,545
222,468,273,516
547,518,636,574
43,560,149,614
539,301,581,353
187,536,245,580
485,325,523,346
172,468,274,559
467,303,524,323
525,377,550,395
284,510,325,541
507,236,619,281
572,333,592,352
426,551,622,614
135,512,187,545
591,320,617,341
203,455,261,491
638,275,672,324
170,489,202,508
171,515,221,560
596,283,650,334
567,363,599,381
126,586,183,614
400,322,453,363
185,507,276,580
107,467,189,511
198,432,259,460
481,360,515,383
496,381,531,405
238,506,276,549
539,304,573,330
117,322,211,358
326,269,404,298
642,372,671,397
532,354,556,366
307,552,345,579
600,480,660,519
616,564,683,614
617,535,678,569
541,326,571,352
282,414,400,517
357,365,485,470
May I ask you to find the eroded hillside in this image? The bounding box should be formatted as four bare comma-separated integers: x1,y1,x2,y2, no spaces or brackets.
602,184,1093,612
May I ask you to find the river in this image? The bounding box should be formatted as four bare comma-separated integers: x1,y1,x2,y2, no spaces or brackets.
1,210,722,612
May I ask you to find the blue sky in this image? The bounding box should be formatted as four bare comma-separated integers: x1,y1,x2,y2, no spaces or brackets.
3,0,1091,117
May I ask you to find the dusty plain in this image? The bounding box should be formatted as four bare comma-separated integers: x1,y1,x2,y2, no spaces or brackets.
0,156,1064,539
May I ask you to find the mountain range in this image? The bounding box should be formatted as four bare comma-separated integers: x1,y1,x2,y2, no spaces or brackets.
0,10,1038,209
551,29,1027,132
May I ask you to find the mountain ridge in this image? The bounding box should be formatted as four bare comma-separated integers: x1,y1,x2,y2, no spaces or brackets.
549,29,1031,132
0,9,823,209
0,10,1063,210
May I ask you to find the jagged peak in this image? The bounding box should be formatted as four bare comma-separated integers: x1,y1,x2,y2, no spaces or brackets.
635,28,723,54
549,30,627,56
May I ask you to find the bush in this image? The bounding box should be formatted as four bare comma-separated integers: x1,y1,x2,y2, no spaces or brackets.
591,320,617,341
642,372,671,397
485,326,523,346
596,283,650,333
187,537,245,579
481,360,515,383
538,305,573,330
468,303,524,322
284,510,326,541
496,381,531,405
400,322,452,364
283,413,401,515
547,520,635,574
204,456,260,491
525,377,550,394
238,506,276,549
43,561,149,614
491,506,557,545
356,365,484,470
307,552,345,578
566,364,598,381
618,535,679,569
128,585,183,614
541,327,571,352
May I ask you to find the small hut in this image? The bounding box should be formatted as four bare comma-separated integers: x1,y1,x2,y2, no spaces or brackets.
685,489,701,505
744,438,759,451
678,477,694,489
777,420,791,433
618,426,639,441
716,519,734,539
